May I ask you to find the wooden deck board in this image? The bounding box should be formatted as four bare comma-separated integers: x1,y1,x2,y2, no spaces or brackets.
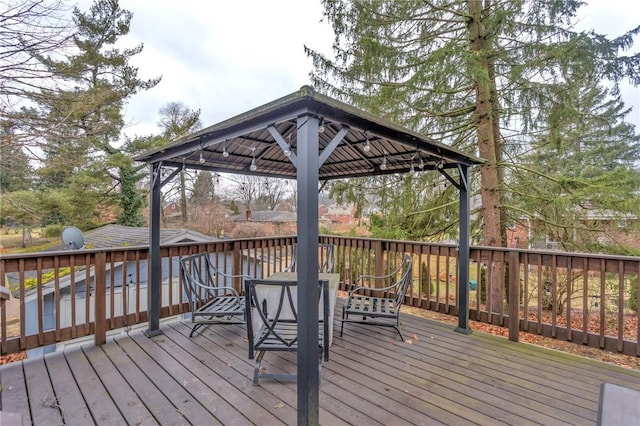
332,331,519,425
82,344,157,426
23,356,64,425
114,334,223,425
100,333,191,425
162,323,294,425
1,361,31,425
345,317,594,423
186,322,372,426
2,301,640,426
63,345,126,425
127,330,258,426
43,351,93,425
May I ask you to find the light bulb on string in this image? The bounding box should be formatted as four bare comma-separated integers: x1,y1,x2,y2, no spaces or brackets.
284,133,292,157
363,136,371,152
318,117,325,133
222,143,229,158
199,149,205,164
250,148,257,171
380,153,387,170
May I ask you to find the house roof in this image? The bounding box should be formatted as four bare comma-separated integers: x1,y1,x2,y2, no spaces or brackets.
230,211,297,222
134,85,484,180
11,225,218,299
75,224,218,249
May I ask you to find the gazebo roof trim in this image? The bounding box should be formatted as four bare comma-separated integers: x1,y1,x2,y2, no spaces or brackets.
134,85,484,180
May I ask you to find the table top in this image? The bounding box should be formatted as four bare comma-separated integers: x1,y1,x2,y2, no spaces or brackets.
267,272,340,289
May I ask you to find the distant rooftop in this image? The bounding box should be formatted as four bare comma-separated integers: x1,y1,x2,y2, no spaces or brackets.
229,211,297,222
55,224,218,250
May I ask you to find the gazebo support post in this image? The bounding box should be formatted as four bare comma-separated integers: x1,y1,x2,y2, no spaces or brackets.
296,114,321,425
144,162,163,337
455,164,472,335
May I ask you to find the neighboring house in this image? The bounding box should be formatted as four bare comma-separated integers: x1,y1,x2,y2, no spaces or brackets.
163,201,182,219
7,225,259,357
582,209,639,248
230,210,299,235
507,210,640,250
231,209,341,235
319,203,355,224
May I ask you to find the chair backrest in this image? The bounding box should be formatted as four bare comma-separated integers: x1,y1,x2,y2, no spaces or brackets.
285,243,335,273
245,279,329,355
180,253,234,308
393,254,413,307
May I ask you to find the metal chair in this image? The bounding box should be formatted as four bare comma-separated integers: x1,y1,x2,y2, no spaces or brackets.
245,278,329,386
180,252,248,337
284,243,335,273
340,254,413,341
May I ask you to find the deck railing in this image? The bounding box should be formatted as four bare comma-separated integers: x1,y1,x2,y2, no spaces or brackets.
1,236,638,357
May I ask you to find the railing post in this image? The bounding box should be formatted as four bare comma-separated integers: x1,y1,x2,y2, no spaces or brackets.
94,251,107,346
232,240,242,291
374,240,384,288
1,286,8,357
508,251,520,342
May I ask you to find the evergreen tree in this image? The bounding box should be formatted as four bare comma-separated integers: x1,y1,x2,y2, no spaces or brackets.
511,80,640,253
307,0,640,248
191,171,215,208
16,0,160,227
0,120,31,193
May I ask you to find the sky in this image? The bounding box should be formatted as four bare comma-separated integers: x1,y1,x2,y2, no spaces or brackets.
77,0,639,139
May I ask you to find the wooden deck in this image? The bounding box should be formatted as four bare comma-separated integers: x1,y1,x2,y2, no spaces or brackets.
2,301,640,425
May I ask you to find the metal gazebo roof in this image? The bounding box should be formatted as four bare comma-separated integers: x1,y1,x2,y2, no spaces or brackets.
135,85,483,178
135,85,484,426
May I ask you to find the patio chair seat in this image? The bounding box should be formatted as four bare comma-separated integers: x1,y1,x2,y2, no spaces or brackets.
340,254,413,341
180,252,248,337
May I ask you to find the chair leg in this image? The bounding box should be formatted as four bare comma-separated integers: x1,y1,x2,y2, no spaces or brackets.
253,351,265,386
395,316,403,341
340,307,346,337
394,325,403,341
189,324,203,338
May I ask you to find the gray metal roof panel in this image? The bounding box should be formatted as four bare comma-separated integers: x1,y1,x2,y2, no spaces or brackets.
134,86,484,180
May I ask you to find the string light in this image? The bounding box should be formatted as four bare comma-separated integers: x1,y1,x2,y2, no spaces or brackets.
199,148,205,164
284,133,292,157
380,152,387,170
250,148,257,171
363,135,371,152
318,117,325,133
419,156,424,170
222,142,229,158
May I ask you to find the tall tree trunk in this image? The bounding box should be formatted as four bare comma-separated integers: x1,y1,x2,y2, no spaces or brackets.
468,0,504,314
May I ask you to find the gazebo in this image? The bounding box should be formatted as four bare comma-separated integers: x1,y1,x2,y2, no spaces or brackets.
134,85,484,425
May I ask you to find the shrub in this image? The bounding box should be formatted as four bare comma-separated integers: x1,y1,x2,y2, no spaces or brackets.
421,261,435,296
42,224,64,238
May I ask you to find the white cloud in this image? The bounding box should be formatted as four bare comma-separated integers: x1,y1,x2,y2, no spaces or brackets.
111,0,334,138
76,0,638,137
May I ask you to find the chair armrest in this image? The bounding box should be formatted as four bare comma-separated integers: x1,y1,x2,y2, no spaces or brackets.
190,278,242,298
355,270,398,282
348,282,403,296
214,270,250,280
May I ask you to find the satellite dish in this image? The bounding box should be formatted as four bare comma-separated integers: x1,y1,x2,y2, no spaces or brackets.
61,226,85,250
